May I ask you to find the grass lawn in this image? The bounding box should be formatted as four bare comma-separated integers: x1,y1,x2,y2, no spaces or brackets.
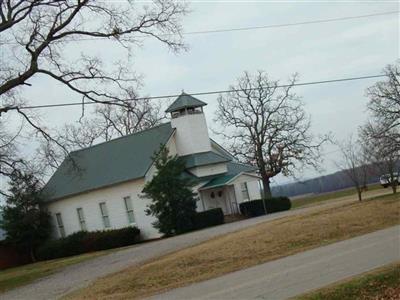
291,183,382,209
67,192,400,300
295,263,400,300
0,250,108,293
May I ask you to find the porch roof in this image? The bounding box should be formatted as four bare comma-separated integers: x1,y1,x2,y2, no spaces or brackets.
200,162,258,189
201,174,236,189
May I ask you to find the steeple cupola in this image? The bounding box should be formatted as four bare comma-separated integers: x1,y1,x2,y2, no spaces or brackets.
165,92,207,119
166,93,211,156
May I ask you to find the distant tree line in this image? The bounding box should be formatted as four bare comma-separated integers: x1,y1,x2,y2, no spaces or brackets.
272,162,398,198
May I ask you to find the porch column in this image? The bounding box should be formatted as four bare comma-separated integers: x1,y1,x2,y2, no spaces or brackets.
198,192,206,212
229,185,239,214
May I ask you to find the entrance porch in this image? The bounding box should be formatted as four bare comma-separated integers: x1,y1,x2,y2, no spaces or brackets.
198,185,239,215
197,173,262,215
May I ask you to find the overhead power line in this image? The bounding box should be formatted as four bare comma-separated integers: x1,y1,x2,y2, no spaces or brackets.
0,10,397,45
10,74,386,111
183,11,398,36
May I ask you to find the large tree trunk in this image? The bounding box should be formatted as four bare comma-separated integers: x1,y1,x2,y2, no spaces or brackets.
257,171,270,214
257,150,271,214
261,175,272,199
357,188,362,202
391,183,397,194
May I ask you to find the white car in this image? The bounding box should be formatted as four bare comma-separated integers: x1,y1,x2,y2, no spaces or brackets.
380,172,399,188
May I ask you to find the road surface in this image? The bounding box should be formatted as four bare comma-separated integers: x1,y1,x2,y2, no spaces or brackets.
149,225,400,300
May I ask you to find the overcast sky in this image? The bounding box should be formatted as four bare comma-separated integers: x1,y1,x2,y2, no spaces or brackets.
13,0,400,186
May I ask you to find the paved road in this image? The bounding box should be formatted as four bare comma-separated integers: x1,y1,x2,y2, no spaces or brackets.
150,226,400,300
1,189,391,300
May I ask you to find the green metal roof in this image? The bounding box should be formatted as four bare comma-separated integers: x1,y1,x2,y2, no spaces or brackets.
165,92,207,113
42,123,175,201
200,174,236,189
181,151,230,169
200,162,258,189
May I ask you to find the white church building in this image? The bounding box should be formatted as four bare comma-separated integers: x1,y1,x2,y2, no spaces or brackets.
42,93,262,240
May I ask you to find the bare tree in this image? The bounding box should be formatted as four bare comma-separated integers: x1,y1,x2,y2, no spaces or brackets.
366,61,400,147
215,71,327,198
336,136,369,201
0,0,187,188
360,123,399,194
361,61,400,194
37,97,165,173
95,96,165,140
0,121,24,179
0,0,186,101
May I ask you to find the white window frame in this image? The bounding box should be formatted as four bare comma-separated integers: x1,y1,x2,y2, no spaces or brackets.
76,207,87,231
123,196,136,225
99,202,111,228
55,213,66,238
241,182,250,201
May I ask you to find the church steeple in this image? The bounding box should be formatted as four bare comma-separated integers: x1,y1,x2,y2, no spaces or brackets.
168,92,211,156
166,92,207,119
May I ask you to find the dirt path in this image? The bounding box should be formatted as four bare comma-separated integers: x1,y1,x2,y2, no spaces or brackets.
1,189,392,300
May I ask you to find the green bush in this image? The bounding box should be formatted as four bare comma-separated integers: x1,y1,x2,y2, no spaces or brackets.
239,197,291,217
192,208,224,230
36,226,140,260
266,196,291,213
239,200,265,217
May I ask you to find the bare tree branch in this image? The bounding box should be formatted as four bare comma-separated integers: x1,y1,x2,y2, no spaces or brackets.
366,60,400,146
0,0,186,97
0,0,187,188
36,96,165,174
360,122,399,194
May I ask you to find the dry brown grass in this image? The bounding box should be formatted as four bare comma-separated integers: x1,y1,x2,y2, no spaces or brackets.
295,263,400,300
68,193,400,300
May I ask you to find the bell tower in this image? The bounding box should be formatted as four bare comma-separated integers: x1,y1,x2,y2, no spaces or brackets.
166,92,212,156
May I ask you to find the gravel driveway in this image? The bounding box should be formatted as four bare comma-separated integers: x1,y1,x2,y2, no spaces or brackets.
1,189,391,300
